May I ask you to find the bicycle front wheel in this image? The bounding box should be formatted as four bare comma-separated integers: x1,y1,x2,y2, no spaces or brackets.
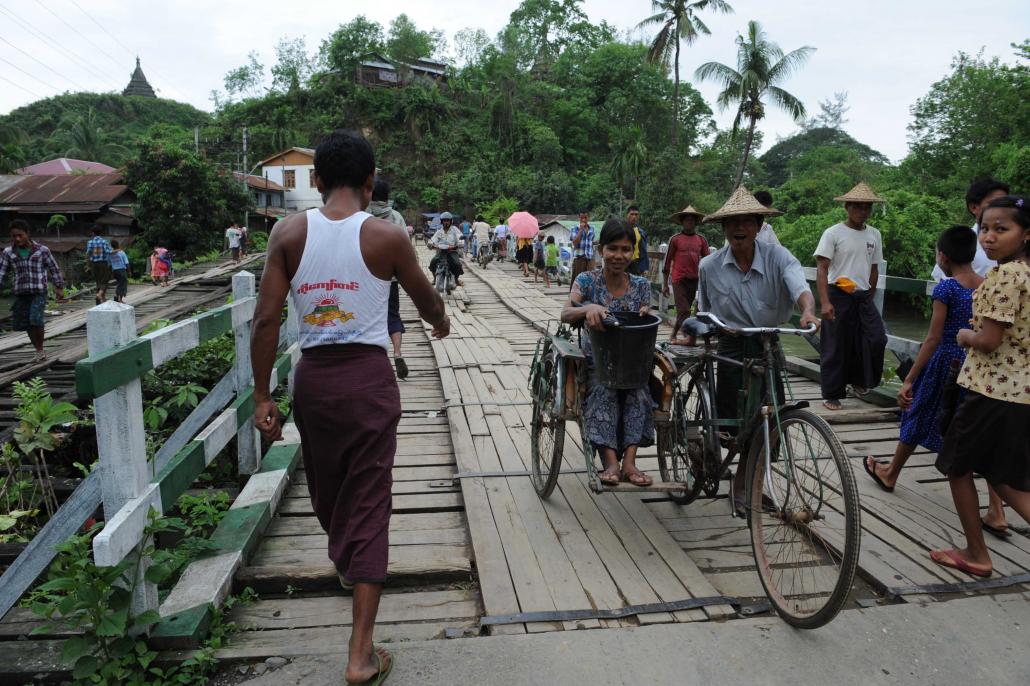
530,347,565,498
745,407,861,629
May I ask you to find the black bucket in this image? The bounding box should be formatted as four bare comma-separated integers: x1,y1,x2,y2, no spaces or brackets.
588,311,661,389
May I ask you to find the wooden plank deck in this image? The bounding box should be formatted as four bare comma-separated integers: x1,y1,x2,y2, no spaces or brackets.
485,258,1029,605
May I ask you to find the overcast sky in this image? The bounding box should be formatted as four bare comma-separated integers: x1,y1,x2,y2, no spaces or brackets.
1,0,1026,161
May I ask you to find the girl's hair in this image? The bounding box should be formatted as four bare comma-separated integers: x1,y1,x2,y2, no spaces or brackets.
936,225,976,265
598,218,636,247
546,235,555,243
981,195,1030,255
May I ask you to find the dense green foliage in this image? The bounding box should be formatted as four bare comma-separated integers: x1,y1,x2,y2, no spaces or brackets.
0,5,1025,279
124,142,251,255
0,92,208,168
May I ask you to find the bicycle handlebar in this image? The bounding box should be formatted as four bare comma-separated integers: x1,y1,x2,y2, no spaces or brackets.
696,311,817,337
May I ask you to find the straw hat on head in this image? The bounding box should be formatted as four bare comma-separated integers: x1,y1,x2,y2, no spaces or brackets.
702,186,783,223
670,205,705,222
834,182,884,203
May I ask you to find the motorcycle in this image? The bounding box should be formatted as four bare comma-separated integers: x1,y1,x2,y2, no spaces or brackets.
434,249,457,294
477,240,494,268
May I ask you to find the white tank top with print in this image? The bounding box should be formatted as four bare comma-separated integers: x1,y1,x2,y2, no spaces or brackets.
290,209,390,351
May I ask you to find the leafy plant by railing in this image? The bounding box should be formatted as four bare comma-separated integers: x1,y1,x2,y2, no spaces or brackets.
28,506,247,685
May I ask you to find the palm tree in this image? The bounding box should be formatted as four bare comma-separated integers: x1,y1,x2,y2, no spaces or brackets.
638,0,734,146
0,123,28,173
695,20,814,187
55,107,129,164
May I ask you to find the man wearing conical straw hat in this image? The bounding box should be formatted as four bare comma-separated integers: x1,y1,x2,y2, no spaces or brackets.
814,182,889,411
663,205,710,340
692,187,819,513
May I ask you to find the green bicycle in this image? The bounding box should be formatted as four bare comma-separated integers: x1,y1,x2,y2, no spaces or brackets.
528,312,861,629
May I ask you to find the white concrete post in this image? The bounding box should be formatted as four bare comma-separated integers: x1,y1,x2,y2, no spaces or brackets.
286,293,301,397
86,302,157,615
657,243,669,314
233,272,261,475
874,260,887,316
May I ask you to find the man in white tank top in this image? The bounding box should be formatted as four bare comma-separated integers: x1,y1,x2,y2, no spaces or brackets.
251,130,448,685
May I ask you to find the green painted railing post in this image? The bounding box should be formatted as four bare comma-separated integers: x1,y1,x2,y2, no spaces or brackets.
233,272,260,475
86,302,158,617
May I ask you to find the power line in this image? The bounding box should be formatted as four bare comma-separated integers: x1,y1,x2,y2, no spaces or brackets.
0,54,60,93
0,33,85,90
63,0,191,101
33,0,126,73
0,4,117,86
66,0,133,56
0,73,43,99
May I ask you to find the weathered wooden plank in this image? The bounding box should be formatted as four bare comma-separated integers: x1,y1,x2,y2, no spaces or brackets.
264,512,466,537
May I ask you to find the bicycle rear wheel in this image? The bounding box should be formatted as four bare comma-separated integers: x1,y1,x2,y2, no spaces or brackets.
530,345,565,498
745,407,861,629
658,371,714,504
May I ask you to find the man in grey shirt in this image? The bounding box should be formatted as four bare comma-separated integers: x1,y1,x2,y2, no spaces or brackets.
692,187,819,513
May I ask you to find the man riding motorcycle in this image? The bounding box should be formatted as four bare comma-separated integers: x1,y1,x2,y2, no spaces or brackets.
428,211,464,285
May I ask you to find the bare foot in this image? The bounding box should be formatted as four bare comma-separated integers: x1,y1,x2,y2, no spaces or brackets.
598,465,621,486
929,548,992,578
345,646,391,685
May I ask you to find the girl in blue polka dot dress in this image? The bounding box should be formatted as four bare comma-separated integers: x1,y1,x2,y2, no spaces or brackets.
864,225,1007,533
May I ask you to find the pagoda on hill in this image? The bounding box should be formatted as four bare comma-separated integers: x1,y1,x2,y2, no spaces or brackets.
122,57,156,97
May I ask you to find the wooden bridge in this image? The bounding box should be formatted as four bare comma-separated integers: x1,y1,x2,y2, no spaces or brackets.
1,247,1028,678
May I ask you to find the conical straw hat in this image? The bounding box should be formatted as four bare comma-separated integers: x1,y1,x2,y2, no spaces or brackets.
702,186,783,223
834,181,884,203
670,205,705,221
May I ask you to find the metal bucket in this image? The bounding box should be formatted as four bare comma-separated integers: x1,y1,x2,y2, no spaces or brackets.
588,312,661,389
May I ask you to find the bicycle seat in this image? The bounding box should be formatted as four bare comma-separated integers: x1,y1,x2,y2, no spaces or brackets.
680,317,713,338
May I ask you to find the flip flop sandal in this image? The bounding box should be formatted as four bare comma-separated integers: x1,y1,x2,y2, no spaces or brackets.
347,647,394,686
864,456,894,493
822,400,843,411
623,470,653,487
982,520,1013,539
598,469,621,486
929,549,992,578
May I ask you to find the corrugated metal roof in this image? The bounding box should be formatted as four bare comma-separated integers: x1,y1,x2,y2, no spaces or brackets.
15,158,116,175
0,202,108,213
0,173,127,205
233,171,285,192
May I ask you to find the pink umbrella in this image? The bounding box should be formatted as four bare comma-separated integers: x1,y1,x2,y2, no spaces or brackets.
506,211,539,239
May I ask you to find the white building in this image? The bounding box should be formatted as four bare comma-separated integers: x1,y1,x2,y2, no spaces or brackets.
254,147,321,212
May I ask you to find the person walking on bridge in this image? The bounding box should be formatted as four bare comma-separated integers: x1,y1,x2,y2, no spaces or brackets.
626,205,649,276
815,182,888,411
250,130,449,686
366,177,411,379
86,226,112,305
570,212,595,281
0,219,65,362
662,205,709,340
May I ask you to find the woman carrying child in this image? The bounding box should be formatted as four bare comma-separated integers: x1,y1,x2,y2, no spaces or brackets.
930,196,1030,578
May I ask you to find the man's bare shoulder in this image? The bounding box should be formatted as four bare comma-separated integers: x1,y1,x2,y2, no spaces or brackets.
268,211,308,250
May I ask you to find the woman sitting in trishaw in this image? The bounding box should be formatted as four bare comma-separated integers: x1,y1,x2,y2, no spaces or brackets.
560,218,659,488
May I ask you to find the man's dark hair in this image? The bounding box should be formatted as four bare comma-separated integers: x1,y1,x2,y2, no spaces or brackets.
9,219,29,233
546,235,555,244
475,214,484,222
965,178,1009,213
936,224,976,265
313,129,375,193
111,239,120,249
599,218,636,247
371,178,390,202
626,205,640,213
91,225,102,235
754,190,773,207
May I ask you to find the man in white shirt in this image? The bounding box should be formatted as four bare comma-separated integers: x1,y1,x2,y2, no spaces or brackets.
930,178,1009,281
224,223,242,263
815,182,888,410
472,215,491,258
429,211,464,281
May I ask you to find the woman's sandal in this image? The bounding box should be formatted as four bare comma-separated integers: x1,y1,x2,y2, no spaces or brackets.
598,467,621,486
346,646,394,686
929,549,992,578
822,399,843,411
622,469,653,487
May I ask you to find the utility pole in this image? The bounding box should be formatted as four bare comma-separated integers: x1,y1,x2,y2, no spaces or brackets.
242,126,249,229
194,126,199,155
